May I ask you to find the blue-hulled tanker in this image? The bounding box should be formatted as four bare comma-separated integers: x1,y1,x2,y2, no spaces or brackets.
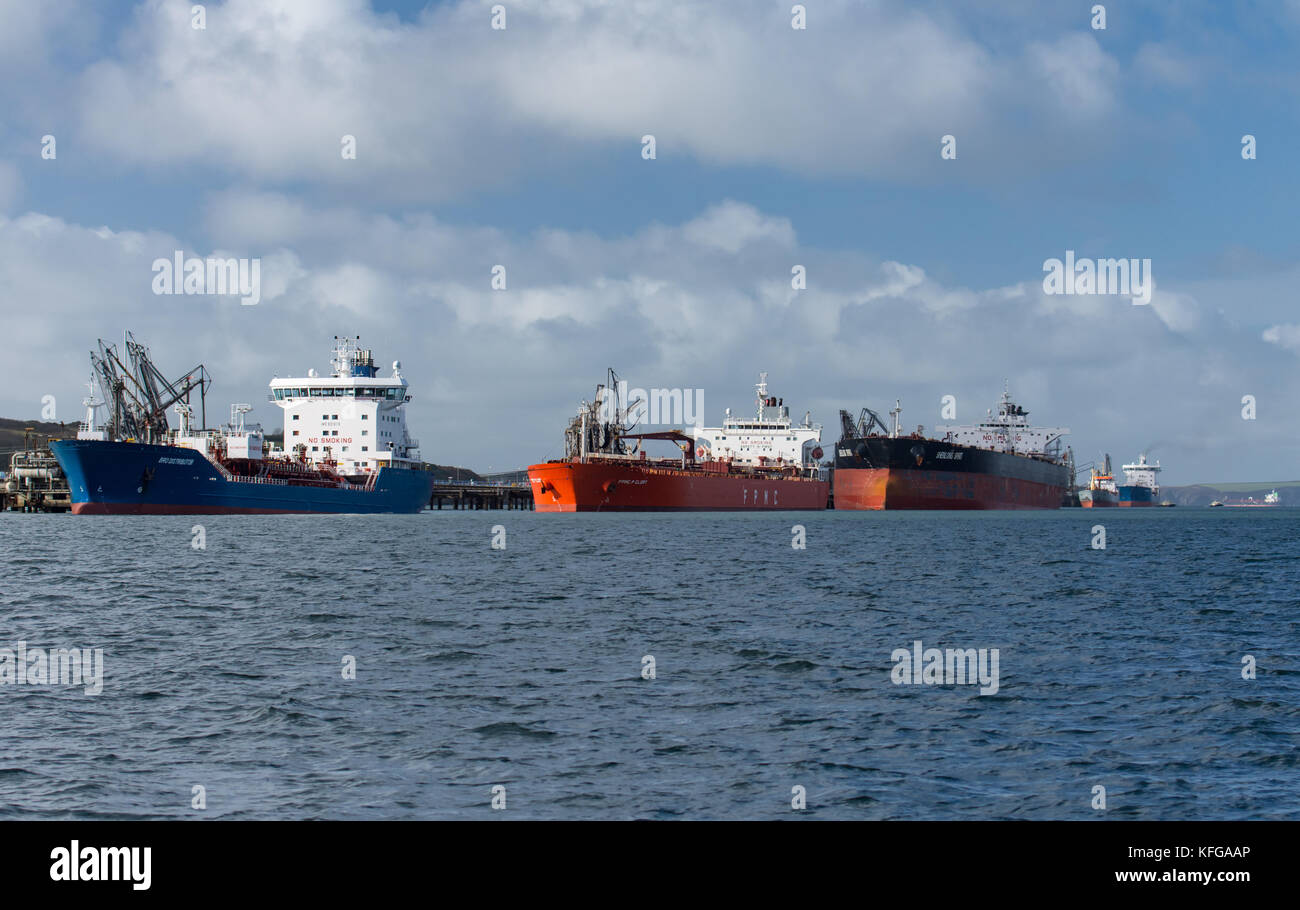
50,334,433,515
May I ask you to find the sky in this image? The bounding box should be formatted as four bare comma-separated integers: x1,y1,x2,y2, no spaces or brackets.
2,0,1299,481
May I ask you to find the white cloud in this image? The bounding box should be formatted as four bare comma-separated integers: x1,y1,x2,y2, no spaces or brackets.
1026,34,1119,117
1262,323,1300,352
681,201,795,254
36,0,1130,199
1149,287,1201,334
1133,42,1201,89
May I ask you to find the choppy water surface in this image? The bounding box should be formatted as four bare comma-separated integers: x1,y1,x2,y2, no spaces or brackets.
0,509,1296,819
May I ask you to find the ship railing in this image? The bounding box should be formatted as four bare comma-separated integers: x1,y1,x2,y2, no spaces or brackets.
581,452,674,462
230,474,290,486
211,459,304,487
218,470,373,491
630,464,823,481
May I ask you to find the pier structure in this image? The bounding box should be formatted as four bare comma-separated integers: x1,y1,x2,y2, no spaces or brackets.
2,429,73,512
429,481,533,510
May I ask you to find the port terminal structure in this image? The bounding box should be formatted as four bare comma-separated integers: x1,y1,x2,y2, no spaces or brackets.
2,428,73,512
429,481,534,510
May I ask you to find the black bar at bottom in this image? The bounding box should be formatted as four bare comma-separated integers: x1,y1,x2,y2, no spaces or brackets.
0,820,1282,895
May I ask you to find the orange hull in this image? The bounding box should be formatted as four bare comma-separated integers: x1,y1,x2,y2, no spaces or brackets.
528,459,828,512
834,467,1064,510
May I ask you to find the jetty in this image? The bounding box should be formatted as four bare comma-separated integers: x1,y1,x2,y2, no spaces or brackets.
429,481,533,510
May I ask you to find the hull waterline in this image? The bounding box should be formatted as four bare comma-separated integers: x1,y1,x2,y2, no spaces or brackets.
51,439,433,515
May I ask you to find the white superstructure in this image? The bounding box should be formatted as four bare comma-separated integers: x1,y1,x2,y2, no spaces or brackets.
170,401,266,464
935,384,1069,458
268,336,420,476
1121,453,1161,493
690,373,822,467
76,377,108,441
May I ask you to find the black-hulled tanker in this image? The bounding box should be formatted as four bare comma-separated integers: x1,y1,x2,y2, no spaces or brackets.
834,387,1071,510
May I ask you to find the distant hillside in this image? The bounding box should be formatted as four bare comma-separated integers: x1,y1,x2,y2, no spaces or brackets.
1162,482,1299,507
424,464,485,483
0,418,78,454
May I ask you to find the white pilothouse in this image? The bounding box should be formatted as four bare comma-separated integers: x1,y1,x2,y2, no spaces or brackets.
1121,453,1161,493
690,373,823,467
268,336,421,477
934,384,1069,459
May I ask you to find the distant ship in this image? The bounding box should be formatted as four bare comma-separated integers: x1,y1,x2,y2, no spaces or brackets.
1079,454,1119,508
51,334,433,514
528,371,828,511
1225,490,1281,508
833,385,1071,509
1118,453,1161,507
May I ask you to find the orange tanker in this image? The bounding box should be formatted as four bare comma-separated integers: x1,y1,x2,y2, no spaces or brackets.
531,454,828,512
528,370,829,512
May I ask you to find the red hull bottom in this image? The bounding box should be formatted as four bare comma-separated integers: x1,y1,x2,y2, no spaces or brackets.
528,460,829,512
834,468,1064,510
1081,499,1118,508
